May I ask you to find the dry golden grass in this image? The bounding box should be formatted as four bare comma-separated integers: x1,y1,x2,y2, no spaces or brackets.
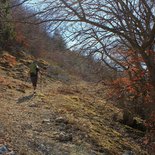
0,64,148,155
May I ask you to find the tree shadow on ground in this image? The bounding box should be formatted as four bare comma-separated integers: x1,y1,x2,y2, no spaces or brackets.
17,93,34,104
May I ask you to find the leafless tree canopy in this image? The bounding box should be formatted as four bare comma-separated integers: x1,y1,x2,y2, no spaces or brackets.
10,0,155,86
21,0,154,69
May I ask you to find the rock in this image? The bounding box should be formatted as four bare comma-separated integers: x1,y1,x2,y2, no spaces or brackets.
58,132,73,142
0,145,15,155
0,145,8,154
28,140,50,155
55,117,68,124
42,119,51,124
29,103,38,108
123,150,134,155
33,128,43,133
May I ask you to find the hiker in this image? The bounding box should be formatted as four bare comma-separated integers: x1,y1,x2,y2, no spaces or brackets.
29,60,40,93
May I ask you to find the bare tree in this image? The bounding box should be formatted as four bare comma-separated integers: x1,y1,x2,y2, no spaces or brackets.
26,0,155,97
9,1,155,103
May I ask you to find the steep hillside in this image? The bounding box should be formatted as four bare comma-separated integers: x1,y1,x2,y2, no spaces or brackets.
0,52,148,155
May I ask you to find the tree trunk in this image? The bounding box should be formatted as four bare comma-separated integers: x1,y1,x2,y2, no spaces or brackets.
149,68,155,104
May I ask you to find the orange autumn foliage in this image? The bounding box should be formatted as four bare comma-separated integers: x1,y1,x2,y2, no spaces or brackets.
109,49,152,104
108,49,155,154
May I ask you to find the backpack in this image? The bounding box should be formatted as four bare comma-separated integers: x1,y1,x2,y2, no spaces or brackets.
29,62,39,75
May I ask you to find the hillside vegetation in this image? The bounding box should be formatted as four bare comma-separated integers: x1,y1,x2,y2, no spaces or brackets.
0,52,148,155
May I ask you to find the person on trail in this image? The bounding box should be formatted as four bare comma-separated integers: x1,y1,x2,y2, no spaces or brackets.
29,60,40,93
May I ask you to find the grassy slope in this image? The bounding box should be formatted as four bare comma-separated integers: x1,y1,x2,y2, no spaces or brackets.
0,53,148,155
